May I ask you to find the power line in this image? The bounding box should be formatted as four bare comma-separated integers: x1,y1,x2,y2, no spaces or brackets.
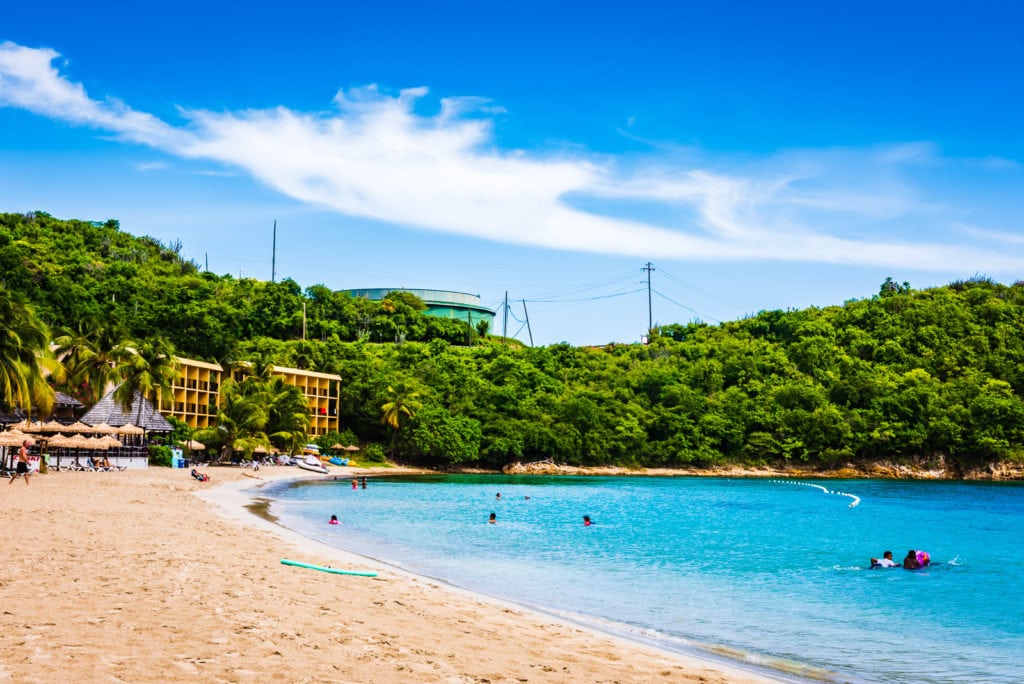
526,286,646,304
652,288,721,324
523,269,641,302
658,266,756,309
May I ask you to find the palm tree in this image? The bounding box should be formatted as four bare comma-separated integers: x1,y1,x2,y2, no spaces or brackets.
263,376,311,455
227,351,276,397
54,321,130,403
113,337,181,426
0,291,57,418
193,379,269,462
380,382,421,456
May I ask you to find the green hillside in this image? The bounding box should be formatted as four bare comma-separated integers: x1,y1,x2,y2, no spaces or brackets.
3,212,1024,474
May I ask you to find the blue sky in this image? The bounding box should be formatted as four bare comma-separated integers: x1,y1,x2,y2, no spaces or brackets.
2,2,1022,346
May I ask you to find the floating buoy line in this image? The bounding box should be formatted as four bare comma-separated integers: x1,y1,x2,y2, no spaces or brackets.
770,480,861,508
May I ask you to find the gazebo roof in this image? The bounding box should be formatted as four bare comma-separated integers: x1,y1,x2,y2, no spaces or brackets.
53,391,84,408
79,386,173,433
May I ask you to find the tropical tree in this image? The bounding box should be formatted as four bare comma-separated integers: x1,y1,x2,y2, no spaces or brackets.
54,321,130,403
0,291,57,417
263,376,310,454
380,381,422,456
193,379,270,462
234,351,276,396
113,337,181,425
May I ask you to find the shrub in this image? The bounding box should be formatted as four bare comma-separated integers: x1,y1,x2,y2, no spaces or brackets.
359,443,387,464
148,444,173,467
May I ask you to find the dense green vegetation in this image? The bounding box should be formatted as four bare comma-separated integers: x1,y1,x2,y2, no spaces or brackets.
0,212,474,361
3,212,1024,473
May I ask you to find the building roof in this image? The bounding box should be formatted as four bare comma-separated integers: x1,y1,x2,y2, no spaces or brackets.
173,355,223,371
271,364,341,381
54,391,84,408
79,386,174,433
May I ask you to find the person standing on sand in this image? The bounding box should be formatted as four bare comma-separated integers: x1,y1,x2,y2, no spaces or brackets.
9,440,31,485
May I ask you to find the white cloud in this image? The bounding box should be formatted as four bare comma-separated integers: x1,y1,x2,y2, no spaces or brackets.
1,41,1022,272
957,223,1024,246
0,41,186,149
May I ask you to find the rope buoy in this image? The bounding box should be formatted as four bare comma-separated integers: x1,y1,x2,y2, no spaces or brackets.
770,480,860,508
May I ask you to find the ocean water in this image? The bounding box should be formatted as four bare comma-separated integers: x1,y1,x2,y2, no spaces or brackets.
258,475,1024,683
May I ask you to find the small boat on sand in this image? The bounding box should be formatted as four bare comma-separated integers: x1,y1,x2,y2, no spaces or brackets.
296,455,328,474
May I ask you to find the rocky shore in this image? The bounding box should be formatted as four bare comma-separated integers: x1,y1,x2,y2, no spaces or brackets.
502,456,1024,480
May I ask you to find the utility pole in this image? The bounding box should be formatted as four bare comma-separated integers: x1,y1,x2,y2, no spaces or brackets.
302,302,306,340
643,262,655,343
503,291,509,345
204,253,208,272
271,220,277,283
522,299,534,347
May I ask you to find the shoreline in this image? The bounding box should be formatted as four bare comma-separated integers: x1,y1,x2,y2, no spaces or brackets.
1,465,790,683
208,467,808,683
497,459,1024,481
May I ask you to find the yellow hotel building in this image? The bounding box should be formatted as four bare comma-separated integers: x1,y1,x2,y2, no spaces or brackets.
157,357,341,435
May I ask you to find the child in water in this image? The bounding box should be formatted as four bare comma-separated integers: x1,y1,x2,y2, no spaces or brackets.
329,515,339,525
583,515,592,526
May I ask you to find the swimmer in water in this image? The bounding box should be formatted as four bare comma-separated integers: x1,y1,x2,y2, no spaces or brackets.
903,549,921,569
870,550,897,568
583,515,591,526
329,515,339,525
488,512,496,524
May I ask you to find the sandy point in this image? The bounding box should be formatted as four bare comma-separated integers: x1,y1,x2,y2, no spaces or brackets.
0,465,784,683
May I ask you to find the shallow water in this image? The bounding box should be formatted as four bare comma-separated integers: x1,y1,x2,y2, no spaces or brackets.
260,475,1024,683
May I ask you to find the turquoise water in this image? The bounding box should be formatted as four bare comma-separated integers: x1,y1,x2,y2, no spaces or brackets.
259,475,1024,683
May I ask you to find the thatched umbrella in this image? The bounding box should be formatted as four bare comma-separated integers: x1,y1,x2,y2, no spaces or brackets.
343,445,360,452
89,422,118,436
118,424,145,435
0,430,34,471
62,434,92,468
0,429,34,447
330,443,345,450
64,420,95,434
7,420,38,432
85,436,109,450
100,435,123,448
64,434,91,447
45,434,70,469
38,419,67,433
186,439,205,450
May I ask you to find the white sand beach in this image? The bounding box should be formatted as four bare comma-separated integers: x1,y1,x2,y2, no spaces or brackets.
0,466,779,682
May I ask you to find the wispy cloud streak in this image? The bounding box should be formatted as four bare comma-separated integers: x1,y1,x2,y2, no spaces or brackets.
1,41,1021,271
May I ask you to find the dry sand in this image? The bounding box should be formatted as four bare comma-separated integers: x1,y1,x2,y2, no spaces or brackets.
0,466,781,683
